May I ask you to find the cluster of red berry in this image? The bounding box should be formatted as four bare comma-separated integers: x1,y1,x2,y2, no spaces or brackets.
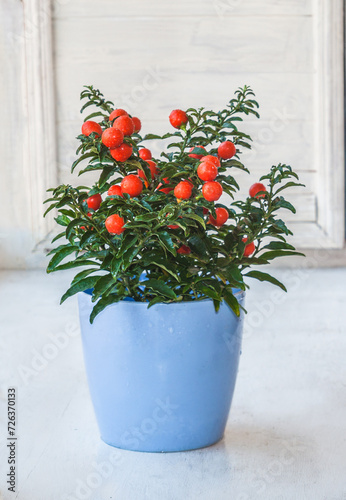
82,108,267,257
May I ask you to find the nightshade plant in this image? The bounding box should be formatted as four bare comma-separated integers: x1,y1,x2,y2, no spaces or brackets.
44,85,304,322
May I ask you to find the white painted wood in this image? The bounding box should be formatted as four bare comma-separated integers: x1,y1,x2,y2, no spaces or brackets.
313,0,345,247
53,0,313,18
22,0,58,241
0,0,58,268
0,0,344,268
0,0,34,268
52,2,343,249
1,268,346,498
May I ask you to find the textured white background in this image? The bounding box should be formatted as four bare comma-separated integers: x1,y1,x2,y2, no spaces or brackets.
0,0,344,267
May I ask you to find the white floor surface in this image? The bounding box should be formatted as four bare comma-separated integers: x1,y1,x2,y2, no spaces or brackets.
0,268,345,500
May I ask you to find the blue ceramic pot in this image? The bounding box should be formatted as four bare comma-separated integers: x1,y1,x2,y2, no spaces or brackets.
78,290,245,452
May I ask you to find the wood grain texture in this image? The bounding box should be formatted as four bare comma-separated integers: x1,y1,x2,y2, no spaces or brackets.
53,0,313,18
53,5,322,249
0,0,34,268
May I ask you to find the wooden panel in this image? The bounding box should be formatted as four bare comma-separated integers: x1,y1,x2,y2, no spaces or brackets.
0,0,31,268
55,72,314,123
52,0,344,250
53,0,313,18
54,16,313,75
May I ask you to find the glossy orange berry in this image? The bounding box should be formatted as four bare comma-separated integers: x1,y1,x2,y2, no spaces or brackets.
109,109,128,121
177,244,191,255
209,207,229,227
242,237,256,257
107,185,123,197
110,143,133,162
188,145,206,159
86,194,102,210
218,141,236,160
249,182,266,198
81,121,102,137
138,160,159,182
139,148,152,160
101,128,124,149
202,181,223,201
200,155,221,168
169,109,188,129
113,115,135,136
197,161,218,181
105,214,125,235
174,181,193,200
132,117,141,133
121,174,143,197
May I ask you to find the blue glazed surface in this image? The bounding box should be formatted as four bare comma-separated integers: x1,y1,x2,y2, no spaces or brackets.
78,292,245,452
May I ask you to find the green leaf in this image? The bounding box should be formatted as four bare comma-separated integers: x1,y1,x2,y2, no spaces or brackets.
52,259,99,272
148,257,180,281
259,250,305,260
274,198,296,213
117,234,138,258
195,283,220,301
157,231,176,256
43,203,58,217
184,213,206,229
47,245,79,272
92,274,115,300
66,218,86,239
143,279,177,299
187,235,209,259
245,270,287,291
71,152,96,173
261,241,296,251
71,268,99,286
60,276,100,304
223,288,240,316
273,181,305,195
90,294,120,324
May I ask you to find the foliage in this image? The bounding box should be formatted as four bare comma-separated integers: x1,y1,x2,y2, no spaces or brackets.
44,85,304,322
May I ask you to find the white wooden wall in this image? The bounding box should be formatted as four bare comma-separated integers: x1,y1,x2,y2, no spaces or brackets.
0,0,344,268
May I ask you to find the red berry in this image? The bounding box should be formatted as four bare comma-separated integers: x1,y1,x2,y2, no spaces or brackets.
169,109,188,129
200,155,220,168
86,194,102,210
209,207,229,227
249,182,266,198
105,214,125,235
158,177,174,194
242,238,256,257
107,185,123,197
113,115,135,136
202,207,209,215
121,174,143,197
109,109,128,121
138,160,159,182
177,245,191,255
81,121,102,137
174,181,193,200
167,224,180,230
218,141,236,160
188,145,206,160
110,143,133,162
197,161,218,181
101,128,124,149
132,117,141,133
202,181,223,201
139,148,152,160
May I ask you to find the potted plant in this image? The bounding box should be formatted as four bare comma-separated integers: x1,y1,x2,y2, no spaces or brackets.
44,85,303,452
